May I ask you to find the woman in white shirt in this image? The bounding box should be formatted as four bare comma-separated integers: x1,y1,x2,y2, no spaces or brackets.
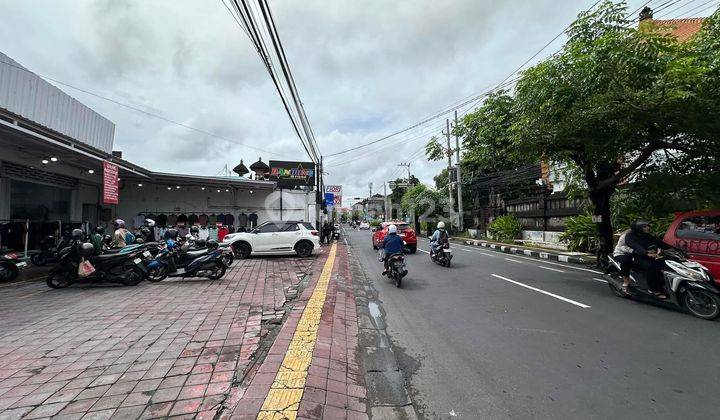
613,229,634,293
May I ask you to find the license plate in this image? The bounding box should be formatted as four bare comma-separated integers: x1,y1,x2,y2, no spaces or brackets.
143,251,151,258
16,262,27,268
133,258,142,264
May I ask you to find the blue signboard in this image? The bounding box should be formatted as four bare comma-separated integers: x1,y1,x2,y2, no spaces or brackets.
324,193,335,207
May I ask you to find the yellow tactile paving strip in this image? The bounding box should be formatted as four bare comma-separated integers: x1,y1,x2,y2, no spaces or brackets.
257,244,337,420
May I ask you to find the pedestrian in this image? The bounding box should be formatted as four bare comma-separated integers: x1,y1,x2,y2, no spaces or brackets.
321,221,329,245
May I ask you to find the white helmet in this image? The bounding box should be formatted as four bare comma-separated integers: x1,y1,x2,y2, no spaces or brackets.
437,221,445,229
145,218,156,227
388,224,398,234
114,219,125,228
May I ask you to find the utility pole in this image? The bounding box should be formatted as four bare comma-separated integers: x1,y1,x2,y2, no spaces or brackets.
398,162,411,181
444,118,455,229
383,182,388,221
454,110,464,231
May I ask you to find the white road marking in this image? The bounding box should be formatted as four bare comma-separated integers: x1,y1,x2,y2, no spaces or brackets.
593,277,608,283
492,274,591,309
538,265,565,273
417,249,430,254
505,258,524,264
460,249,472,252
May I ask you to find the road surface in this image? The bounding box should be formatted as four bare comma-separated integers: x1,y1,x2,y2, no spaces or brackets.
344,227,720,420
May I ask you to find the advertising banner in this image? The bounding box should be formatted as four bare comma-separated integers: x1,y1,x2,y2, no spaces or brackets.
325,185,342,206
269,160,316,189
102,161,119,205
324,193,335,207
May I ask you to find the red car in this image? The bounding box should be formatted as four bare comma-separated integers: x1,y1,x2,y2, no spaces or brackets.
372,221,417,253
663,210,720,284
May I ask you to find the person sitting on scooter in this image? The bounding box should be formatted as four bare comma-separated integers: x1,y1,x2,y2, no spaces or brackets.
90,226,105,255
381,224,404,275
625,220,672,299
111,219,128,248
429,221,449,257
612,228,633,293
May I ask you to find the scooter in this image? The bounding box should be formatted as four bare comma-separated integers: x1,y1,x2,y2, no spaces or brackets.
384,253,408,288
147,240,226,282
1,248,26,282
31,235,69,266
430,243,453,267
605,248,720,320
46,242,149,289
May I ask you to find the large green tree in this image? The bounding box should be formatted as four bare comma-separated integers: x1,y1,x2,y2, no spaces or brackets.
449,2,720,260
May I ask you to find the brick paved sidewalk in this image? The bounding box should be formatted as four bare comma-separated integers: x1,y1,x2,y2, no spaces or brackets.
228,242,367,420
0,254,317,420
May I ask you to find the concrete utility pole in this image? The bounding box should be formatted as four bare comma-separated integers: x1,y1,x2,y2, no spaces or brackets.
454,110,464,231
445,119,455,229
383,182,388,221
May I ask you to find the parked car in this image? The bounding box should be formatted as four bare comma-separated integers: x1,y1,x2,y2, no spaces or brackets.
372,221,417,253
223,221,320,258
358,221,370,230
663,210,720,284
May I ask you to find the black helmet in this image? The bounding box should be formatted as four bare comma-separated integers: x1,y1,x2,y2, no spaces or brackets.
80,242,95,257
135,238,145,244
139,226,151,237
94,226,105,235
163,228,179,241
72,229,83,239
207,240,219,250
630,220,650,234
190,226,199,234
195,238,207,248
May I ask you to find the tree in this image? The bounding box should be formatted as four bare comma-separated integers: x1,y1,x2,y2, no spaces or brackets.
400,184,446,232
453,2,720,260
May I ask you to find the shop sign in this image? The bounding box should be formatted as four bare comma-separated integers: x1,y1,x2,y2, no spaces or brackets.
325,185,342,206
324,193,335,207
103,161,119,205
269,160,316,188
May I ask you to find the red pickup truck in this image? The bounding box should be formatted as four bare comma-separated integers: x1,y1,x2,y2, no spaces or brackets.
663,210,720,284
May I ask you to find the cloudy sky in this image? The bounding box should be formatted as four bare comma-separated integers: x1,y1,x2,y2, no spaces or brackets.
0,0,652,204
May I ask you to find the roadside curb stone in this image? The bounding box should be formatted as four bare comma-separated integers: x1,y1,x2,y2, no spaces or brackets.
455,238,593,265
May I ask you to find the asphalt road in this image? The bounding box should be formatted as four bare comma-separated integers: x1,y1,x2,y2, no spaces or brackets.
344,227,720,420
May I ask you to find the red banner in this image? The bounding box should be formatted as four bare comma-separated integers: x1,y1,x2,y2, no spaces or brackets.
103,161,119,205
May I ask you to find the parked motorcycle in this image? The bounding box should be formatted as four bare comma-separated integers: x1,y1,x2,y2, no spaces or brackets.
146,240,226,282
31,235,69,266
605,248,720,320
384,253,408,288
1,248,26,282
430,243,453,267
46,242,149,289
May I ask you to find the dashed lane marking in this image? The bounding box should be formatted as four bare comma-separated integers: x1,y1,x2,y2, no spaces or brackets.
538,265,565,273
505,258,524,264
257,243,337,420
491,274,591,309
593,277,608,283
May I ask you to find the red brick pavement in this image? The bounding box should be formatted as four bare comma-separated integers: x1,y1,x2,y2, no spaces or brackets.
0,254,316,419
228,242,367,420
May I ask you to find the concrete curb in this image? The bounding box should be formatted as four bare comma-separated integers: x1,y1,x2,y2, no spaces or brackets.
455,238,593,266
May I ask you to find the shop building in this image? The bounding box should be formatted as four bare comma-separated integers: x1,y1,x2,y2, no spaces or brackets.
0,50,316,254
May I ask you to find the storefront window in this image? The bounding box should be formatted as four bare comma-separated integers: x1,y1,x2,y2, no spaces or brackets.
10,180,71,221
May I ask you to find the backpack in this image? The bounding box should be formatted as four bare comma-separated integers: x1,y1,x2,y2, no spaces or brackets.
438,230,449,245
125,231,136,245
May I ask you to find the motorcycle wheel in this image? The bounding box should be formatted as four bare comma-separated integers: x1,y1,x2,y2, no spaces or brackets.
208,261,226,280
147,266,167,282
223,253,234,267
394,274,402,288
46,269,74,289
121,267,144,286
683,290,720,320
444,258,451,268
31,253,48,266
0,263,19,282
233,243,251,259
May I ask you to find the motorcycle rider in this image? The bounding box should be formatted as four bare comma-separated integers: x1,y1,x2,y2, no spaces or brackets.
429,221,449,258
625,220,672,298
111,219,129,248
380,224,404,275
90,226,105,255
612,228,633,293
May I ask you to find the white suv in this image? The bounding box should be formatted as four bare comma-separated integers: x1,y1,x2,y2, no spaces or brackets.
223,221,320,259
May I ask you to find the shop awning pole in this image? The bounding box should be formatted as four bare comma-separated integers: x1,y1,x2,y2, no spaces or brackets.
59,220,62,243
24,219,29,258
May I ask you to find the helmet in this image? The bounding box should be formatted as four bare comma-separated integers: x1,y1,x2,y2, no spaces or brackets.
166,239,176,249
145,218,156,227
134,238,145,244
195,238,207,248
80,242,95,257
630,220,650,234
190,226,200,234
94,226,105,235
71,229,83,239
207,240,219,250
388,224,398,234
163,229,179,241
437,221,445,229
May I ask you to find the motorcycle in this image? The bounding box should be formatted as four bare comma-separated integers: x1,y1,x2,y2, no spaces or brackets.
430,243,452,267
146,240,226,282
46,242,150,289
1,248,26,282
605,248,720,320
384,253,408,288
333,224,341,241
31,235,69,266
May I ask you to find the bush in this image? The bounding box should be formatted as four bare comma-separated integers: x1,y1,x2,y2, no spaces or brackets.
488,215,523,243
369,220,381,228
560,214,599,252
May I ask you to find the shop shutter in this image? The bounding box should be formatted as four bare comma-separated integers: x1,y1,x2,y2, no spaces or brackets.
1,161,78,188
